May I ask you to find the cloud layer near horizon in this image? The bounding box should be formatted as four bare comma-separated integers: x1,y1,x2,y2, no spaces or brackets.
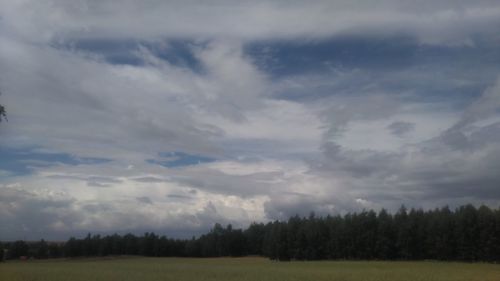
1,0,500,240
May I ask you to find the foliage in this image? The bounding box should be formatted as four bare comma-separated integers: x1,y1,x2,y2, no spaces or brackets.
0,90,6,122
0,103,5,122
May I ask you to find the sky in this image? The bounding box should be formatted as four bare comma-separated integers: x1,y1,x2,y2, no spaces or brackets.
1,0,500,240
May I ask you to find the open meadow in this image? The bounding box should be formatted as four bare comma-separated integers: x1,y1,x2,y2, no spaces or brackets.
1,257,499,281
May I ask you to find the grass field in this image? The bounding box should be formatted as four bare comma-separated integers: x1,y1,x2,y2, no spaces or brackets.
1,257,499,281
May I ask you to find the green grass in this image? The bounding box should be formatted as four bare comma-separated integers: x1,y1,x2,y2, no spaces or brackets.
1,257,499,281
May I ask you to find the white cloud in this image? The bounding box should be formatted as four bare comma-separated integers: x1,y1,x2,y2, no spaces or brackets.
0,37,271,159
2,0,500,45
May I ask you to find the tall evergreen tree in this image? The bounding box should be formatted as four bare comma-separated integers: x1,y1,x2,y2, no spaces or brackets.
375,209,395,260
36,239,49,259
3,204,499,262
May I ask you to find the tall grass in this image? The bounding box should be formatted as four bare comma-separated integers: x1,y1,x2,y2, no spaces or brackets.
1,257,499,281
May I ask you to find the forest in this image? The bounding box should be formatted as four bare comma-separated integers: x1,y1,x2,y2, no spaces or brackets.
2,204,500,262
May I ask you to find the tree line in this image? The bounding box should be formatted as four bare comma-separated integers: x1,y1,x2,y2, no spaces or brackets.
1,204,500,262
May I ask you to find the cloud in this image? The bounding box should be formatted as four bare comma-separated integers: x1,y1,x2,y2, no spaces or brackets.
2,1,500,45
147,152,216,168
387,121,415,137
0,37,266,160
1,1,500,240
311,77,500,210
132,176,167,183
136,196,153,204
166,194,192,200
453,77,500,129
0,186,78,239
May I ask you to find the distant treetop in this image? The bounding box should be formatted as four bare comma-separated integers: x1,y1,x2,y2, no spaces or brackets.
0,91,6,122
0,103,6,122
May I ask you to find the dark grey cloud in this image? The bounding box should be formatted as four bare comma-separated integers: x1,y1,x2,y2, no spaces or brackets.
171,168,284,198
264,194,333,220
132,176,167,183
257,79,500,220
310,82,500,209
319,142,400,178
440,129,470,150
46,174,122,187
387,121,415,137
81,203,113,214
136,196,153,205
166,194,192,200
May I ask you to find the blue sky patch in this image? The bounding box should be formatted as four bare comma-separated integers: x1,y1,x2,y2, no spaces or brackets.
0,147,111,177
247,35,500,108
245,35,419,76
57,39,205,73
245,35,500,78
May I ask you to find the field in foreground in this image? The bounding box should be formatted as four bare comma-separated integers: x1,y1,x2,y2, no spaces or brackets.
1,257,499,281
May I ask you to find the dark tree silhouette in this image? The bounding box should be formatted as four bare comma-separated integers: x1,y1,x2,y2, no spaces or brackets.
0,103,5,122
0,90,6,122
2,204,500,262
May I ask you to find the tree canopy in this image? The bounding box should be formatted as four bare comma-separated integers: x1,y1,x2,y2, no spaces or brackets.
1,204,500,262
0,103,6,122
0,91,6,122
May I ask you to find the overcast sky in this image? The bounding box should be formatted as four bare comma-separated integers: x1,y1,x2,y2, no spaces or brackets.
1,0,500,240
